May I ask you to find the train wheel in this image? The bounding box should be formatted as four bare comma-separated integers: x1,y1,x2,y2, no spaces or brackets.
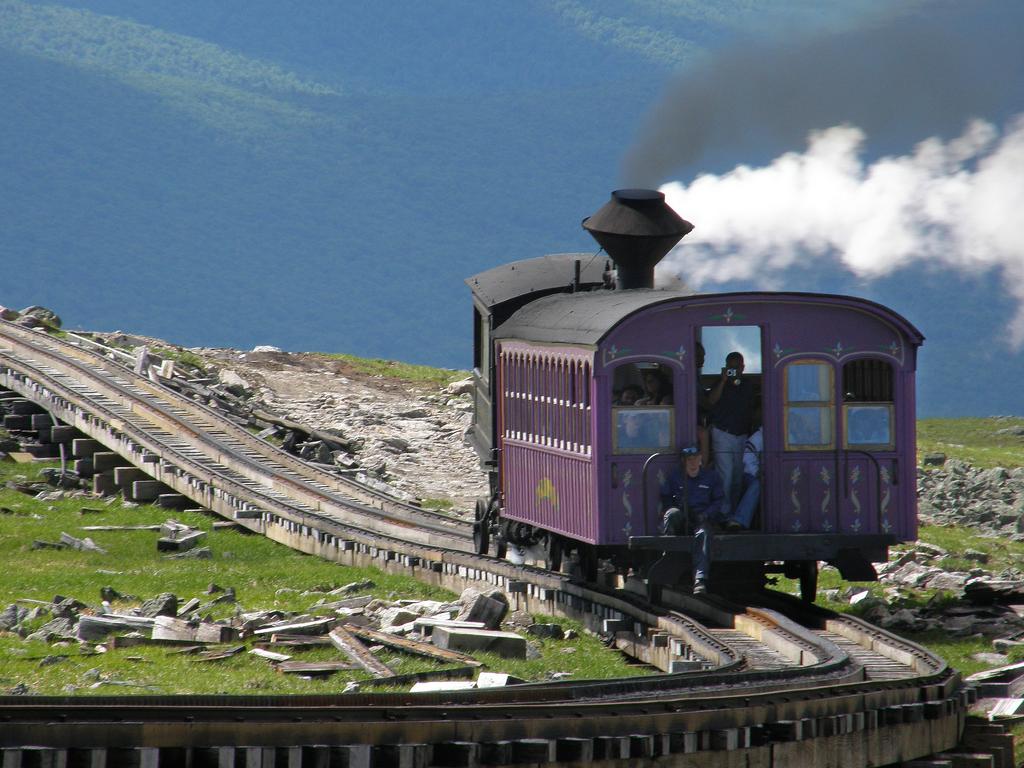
494,525,508,559
576,544,598,583
473,498,489,555
546,533,563,572
799,561,818,603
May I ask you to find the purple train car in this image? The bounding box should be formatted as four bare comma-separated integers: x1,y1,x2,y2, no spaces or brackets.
466,190,923,600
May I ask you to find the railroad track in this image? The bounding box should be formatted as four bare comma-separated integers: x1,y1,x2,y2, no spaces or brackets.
0,322,976,767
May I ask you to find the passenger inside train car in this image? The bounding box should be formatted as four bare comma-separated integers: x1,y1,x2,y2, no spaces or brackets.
612,363,675,454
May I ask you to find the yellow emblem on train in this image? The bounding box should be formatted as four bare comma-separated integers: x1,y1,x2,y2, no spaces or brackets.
535,477,558,508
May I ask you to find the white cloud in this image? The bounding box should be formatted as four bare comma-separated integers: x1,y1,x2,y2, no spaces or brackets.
658,115,1024,343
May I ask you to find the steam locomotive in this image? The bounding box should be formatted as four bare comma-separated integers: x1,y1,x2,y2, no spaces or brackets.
466,190,922,600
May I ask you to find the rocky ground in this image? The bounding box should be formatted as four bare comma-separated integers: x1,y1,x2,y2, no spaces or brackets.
107,334,491,514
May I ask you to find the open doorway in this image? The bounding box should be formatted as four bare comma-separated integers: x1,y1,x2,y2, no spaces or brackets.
697,325,763,529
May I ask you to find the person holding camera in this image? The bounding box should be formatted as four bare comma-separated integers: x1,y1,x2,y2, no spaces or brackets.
708,351,756,511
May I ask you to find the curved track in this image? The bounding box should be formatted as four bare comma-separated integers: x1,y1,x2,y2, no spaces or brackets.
0,322,970,767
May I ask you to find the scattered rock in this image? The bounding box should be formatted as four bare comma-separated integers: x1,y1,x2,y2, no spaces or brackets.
456,588,509,630
20,305,62,328
139,593,178,618
527,623,564,639
971,652,1010,666
0,604,26,631
26,617,76,643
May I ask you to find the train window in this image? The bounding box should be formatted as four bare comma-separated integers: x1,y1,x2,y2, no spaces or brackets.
613,407,674,455
612,363,673,405
700,326,762,374
473,307,490,377
842,358,893,402
841,359,894,450
784,361,834,450
844,404,894,449
501,350,592,455
611,362,674,455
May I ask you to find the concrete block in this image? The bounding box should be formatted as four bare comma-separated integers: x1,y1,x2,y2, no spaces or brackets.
73,458,94,477
49,425,77,443
92,452,128,473
156,494,191,510
298,747,330,768
72,439,103,458
3,414,32,430
480,743,512,765
156,529,206,552
371,744,431,768
129,480,166,502
511,740,554,763
92,472,117,496
594,736,629,760
667,732,699,754
30,413,54,429
23,442,60,458
458,590,508,630
432,742,481,768
114,467,149,488
556,738,593,762
329,745,370,768
431,627,526,659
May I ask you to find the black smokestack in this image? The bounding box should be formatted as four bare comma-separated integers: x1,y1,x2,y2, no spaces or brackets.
583,189,693,290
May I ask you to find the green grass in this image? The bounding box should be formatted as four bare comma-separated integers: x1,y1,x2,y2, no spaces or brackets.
151,345,207,373
0,460,645,695
918,417,1024,469
318,353,468,388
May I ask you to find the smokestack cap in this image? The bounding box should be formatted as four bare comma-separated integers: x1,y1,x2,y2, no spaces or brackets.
582,189,693,290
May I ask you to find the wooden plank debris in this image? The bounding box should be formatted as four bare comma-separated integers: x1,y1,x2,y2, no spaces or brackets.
81,524,162,531
252,617,335,637
178,598,201,615
165,645,208,655
249,648,292,663
151,616,238,644
77,615,154,641
328,627,394,678
263,634,333,649
107,635,203,650
277,660,359,676
195,645,245,663
413,618,487,636
345,625,482,667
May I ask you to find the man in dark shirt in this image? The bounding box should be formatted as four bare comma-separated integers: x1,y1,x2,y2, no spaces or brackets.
661,445,726,594
708,351,756,512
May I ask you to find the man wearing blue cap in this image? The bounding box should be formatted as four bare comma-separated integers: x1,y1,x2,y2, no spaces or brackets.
660,444,730,594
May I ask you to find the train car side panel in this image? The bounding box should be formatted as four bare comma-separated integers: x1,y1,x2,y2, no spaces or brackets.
496,342,599,543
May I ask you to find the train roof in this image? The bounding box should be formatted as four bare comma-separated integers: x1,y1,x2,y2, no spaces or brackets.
465,253,609,309
493,289,925,346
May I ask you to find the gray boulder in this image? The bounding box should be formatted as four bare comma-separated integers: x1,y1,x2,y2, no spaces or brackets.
139,593,178,618
19,305,61,328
